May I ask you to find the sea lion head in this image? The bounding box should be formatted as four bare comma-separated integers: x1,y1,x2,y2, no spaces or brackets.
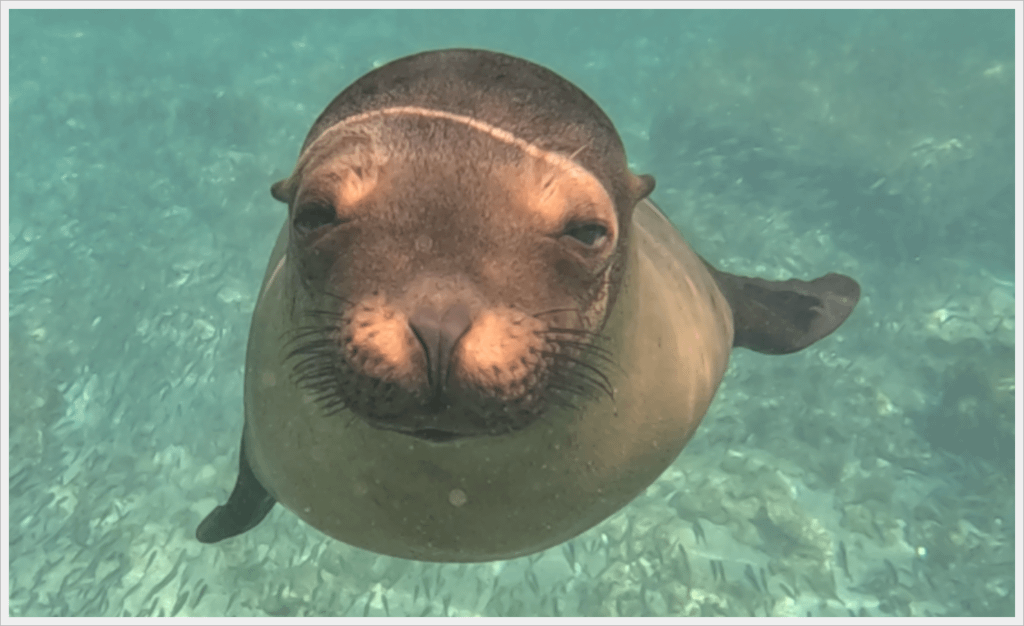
269,49,655,443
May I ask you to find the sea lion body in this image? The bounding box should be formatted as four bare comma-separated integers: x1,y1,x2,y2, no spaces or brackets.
197,49,860,562
241,197,731,561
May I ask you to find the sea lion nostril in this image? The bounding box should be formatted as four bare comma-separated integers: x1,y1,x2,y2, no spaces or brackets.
409,302,473,391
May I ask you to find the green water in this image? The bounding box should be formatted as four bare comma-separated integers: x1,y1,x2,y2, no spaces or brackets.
5,8,1018,618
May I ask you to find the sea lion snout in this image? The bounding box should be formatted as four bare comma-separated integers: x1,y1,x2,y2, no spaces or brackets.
408,301,472,394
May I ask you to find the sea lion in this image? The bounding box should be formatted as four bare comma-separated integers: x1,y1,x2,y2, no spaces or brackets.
196,49,860,562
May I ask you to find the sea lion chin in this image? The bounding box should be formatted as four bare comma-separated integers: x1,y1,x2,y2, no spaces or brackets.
196,48,860,562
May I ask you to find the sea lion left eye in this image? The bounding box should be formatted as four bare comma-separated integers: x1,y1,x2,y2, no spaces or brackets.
563,223,608,246
294,202,338,233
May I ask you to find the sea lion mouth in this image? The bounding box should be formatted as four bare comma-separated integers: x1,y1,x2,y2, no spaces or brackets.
363,410,510,443
408,428,467,443
363,398,536,442
388,392,494,443
284,303,618,442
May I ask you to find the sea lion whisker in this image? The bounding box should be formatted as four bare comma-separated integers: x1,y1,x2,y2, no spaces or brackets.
316,290,355,307
278,325,341,346
291,361,343,378
567,347,617,368
289,357,327,372
286,336,339,351
548,359,613,396
531,307,584,320
302,389,340,406
543,380,585,397
566,373,614,401
292,366,336,382
552,344,622,375
287,321,341,332
567,142,590,162
285,335,342,352
293,370,342,387
283,331,343,352
287,349,337,364
301,305,349,316
535,329,602,342
543,337,617,362
295,371,343,389
297,374,332,387
302,373,341,387
313,393,347,410
542,333,607,346
285,327,340,343
290,338,342,352
306,382,346,401
539,350,613,386
545,375,603,401
540,328,612,346
546,367,614,402
299,310,348,323
291,364,326,380
544,395,580,412
286,333,345,349
537,326,596,336
544,361,611,392
286,348,338,367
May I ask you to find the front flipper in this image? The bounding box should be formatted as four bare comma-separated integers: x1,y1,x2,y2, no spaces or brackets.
704,262,861,355
196,426,276,543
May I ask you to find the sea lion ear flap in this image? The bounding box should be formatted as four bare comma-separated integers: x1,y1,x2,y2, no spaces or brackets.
270,177,298,205
629,173,656,202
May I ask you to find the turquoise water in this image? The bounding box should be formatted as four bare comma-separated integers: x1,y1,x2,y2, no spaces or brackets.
5,8,1019,618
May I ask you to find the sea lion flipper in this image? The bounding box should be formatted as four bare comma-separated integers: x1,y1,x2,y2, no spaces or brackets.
705,263,861,355
196,429,276,543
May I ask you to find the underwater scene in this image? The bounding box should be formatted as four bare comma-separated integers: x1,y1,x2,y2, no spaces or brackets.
4,7,1019,619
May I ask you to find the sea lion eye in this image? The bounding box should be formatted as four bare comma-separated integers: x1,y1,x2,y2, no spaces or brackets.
563,222,608,247
293,201,338,234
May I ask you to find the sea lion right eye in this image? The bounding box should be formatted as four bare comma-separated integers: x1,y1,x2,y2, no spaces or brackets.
293,202,339,234
562,222,609,247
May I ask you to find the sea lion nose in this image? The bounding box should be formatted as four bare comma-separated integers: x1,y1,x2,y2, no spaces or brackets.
409,302,472,392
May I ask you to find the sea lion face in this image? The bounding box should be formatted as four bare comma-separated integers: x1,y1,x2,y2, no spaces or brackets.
272,109,647,442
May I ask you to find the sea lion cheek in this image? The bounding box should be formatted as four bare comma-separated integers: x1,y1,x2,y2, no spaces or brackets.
346,300,421,385
455,310,544,398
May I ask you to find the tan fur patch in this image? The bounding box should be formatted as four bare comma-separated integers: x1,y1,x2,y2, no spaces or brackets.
331,165,378,207
519,157,617,238
292,124,386,214
347,297,419,383
457,309,544,398
302,106,616,235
